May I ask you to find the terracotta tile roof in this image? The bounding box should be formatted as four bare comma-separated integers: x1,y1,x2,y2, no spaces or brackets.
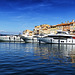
42,28,48,30
70,22,75,24
51,25,57,27
56,23,70,26
56,22,75,26
29,31,33,33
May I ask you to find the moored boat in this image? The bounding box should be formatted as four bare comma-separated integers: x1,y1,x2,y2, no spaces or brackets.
38,31,75,44
0,34,24,42
20,34,39,43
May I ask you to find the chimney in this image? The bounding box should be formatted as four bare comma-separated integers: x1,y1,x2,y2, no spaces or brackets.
67,21,69,24
72,19,74,22
65,21,67,24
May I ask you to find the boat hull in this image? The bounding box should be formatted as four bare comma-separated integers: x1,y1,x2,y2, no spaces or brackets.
21,36,38,43
38,37,75,44
0,36,24,42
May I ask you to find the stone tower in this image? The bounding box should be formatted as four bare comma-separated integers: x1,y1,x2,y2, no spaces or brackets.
67,21,69,24
72,19,74,22
65,21,67,24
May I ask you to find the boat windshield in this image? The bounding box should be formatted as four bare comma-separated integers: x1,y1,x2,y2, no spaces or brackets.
0,34,12,36
56,32,68,34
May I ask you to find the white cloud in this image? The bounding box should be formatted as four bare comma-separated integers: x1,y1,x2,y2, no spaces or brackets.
0,30,6,32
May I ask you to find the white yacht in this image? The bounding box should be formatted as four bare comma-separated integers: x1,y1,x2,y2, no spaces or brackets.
38,31,75,44
20,34,39,43
0,34,24,42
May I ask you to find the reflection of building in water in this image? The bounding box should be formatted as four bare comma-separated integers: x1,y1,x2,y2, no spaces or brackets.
33,44,75,63
70,55,75,63
56,45,75,63
33,44,51,59
33,44,64,60
68,46,75,63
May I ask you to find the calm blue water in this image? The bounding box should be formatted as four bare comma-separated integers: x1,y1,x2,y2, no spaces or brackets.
0,42,75,75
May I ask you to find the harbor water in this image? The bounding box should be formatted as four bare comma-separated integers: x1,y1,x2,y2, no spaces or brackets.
0,42,75,75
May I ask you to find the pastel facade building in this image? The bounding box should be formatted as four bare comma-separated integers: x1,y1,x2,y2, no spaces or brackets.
23,30,33,36
28,31,33,36
23,19,75,36
56,19,75,34
70,21,75,34
56,25,63,31
50,25,57,34
42,29,50,34
33,26,41,35
56,21,70,31
33,24,51,35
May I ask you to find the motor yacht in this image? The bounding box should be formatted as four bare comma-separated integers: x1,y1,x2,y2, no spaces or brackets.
0,34,24,42
38,31,75,44
20,34,39,43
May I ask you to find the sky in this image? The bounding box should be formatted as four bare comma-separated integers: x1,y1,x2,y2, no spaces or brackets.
0,0,75,34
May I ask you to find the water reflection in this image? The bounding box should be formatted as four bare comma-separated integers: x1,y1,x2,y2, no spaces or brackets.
33,44,75,64
0,42,75,64
0,43,75,75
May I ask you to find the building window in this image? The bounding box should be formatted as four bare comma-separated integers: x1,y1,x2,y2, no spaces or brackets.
70,28,73,30
71,24,73,26
37,30,39,32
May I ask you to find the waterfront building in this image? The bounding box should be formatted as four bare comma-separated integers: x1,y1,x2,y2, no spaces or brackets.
23,19,75,36
42,29,50,34
50,25,57,34
33,24,51,35
23,30,32,36
70,20,75,35
40,24,51,35
56,24,63,31
56,19,75,35
28,31,33,36
56,21,70,31
33,25,41,35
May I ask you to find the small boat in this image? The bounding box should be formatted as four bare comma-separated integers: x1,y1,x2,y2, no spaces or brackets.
0,34,24,42
38,31,75,44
